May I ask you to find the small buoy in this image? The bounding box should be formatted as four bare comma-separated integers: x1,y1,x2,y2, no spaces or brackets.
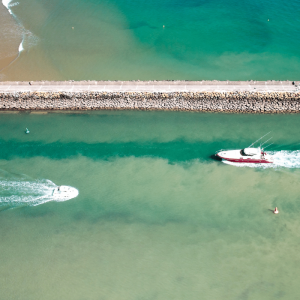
273,207,279,214
25,128,30,134
268,19,269,21
72,27,74,29
163,25,165,28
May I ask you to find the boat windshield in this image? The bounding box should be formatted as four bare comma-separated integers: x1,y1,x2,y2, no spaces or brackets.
240,148,258,156
243,148,260,156
240,149,247,156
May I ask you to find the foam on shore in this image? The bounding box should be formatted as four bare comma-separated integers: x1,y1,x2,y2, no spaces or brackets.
0,0,23,71
18,39,24,52
2,0,20,15
2,0,13,14
0,0,35,70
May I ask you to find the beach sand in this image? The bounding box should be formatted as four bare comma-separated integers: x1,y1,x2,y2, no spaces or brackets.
0,2,22,71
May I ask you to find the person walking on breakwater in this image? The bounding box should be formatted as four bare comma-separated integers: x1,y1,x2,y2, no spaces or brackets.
273,207,279,214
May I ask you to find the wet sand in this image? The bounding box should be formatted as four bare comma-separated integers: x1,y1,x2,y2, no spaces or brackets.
0,2,22,71
0,55,18,72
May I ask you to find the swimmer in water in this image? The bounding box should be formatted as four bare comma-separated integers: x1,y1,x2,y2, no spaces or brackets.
274,207,279,214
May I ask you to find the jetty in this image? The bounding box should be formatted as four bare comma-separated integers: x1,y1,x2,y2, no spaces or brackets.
0,80,300,113
0,80,299,93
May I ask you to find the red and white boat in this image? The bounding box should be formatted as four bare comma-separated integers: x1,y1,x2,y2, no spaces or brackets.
216,147,273,164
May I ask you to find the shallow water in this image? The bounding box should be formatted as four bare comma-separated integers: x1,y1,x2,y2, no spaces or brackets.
1,0,300,80
0,111,300,299
0,2,22,70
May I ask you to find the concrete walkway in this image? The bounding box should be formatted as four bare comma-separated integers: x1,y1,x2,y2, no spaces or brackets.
0,81,299,93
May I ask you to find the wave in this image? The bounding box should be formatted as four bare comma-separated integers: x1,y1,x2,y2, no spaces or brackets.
0,178,78,209
18,39,23,52
2,0,19,15
0,0,37,71
222,150,300,169
3,0,25,54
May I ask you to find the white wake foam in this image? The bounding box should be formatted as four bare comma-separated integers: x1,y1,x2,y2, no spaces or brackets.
271,150,300,168
222,150,300,169
0,179,78,208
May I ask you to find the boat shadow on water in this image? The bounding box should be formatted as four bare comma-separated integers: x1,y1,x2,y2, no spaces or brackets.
0,139,242,163
0,139,295,165
210,154,222,162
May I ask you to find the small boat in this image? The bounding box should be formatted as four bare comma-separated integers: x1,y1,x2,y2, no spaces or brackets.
216,133,274,164
52,185,79,201
216,147,273,164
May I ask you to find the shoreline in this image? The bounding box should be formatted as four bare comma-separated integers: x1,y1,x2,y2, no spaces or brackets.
0,81,300,113
0,1,22,72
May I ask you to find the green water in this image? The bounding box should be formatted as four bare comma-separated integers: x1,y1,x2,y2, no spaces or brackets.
2,0,300,80
1,111,300,299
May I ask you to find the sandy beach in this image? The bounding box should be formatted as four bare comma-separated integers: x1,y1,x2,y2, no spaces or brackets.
0,2,22,72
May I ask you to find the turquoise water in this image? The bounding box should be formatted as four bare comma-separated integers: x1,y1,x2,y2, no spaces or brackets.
1,0,300,80
1,111,300,299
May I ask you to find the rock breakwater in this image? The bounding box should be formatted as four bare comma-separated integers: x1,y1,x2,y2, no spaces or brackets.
1,91,300,113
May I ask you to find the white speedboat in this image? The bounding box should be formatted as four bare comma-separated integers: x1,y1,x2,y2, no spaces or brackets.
52,185,79,201
216,147,273,164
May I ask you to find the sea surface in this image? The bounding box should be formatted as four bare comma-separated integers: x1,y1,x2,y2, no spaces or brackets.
1,0,300,80
1,111,300,299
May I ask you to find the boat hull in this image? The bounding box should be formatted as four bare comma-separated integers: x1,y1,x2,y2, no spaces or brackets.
216,155,273,164
52,185,79,201
216,148,273,164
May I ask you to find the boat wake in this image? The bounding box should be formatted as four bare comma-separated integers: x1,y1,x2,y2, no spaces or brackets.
0,178,78,209
222,150,300,169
